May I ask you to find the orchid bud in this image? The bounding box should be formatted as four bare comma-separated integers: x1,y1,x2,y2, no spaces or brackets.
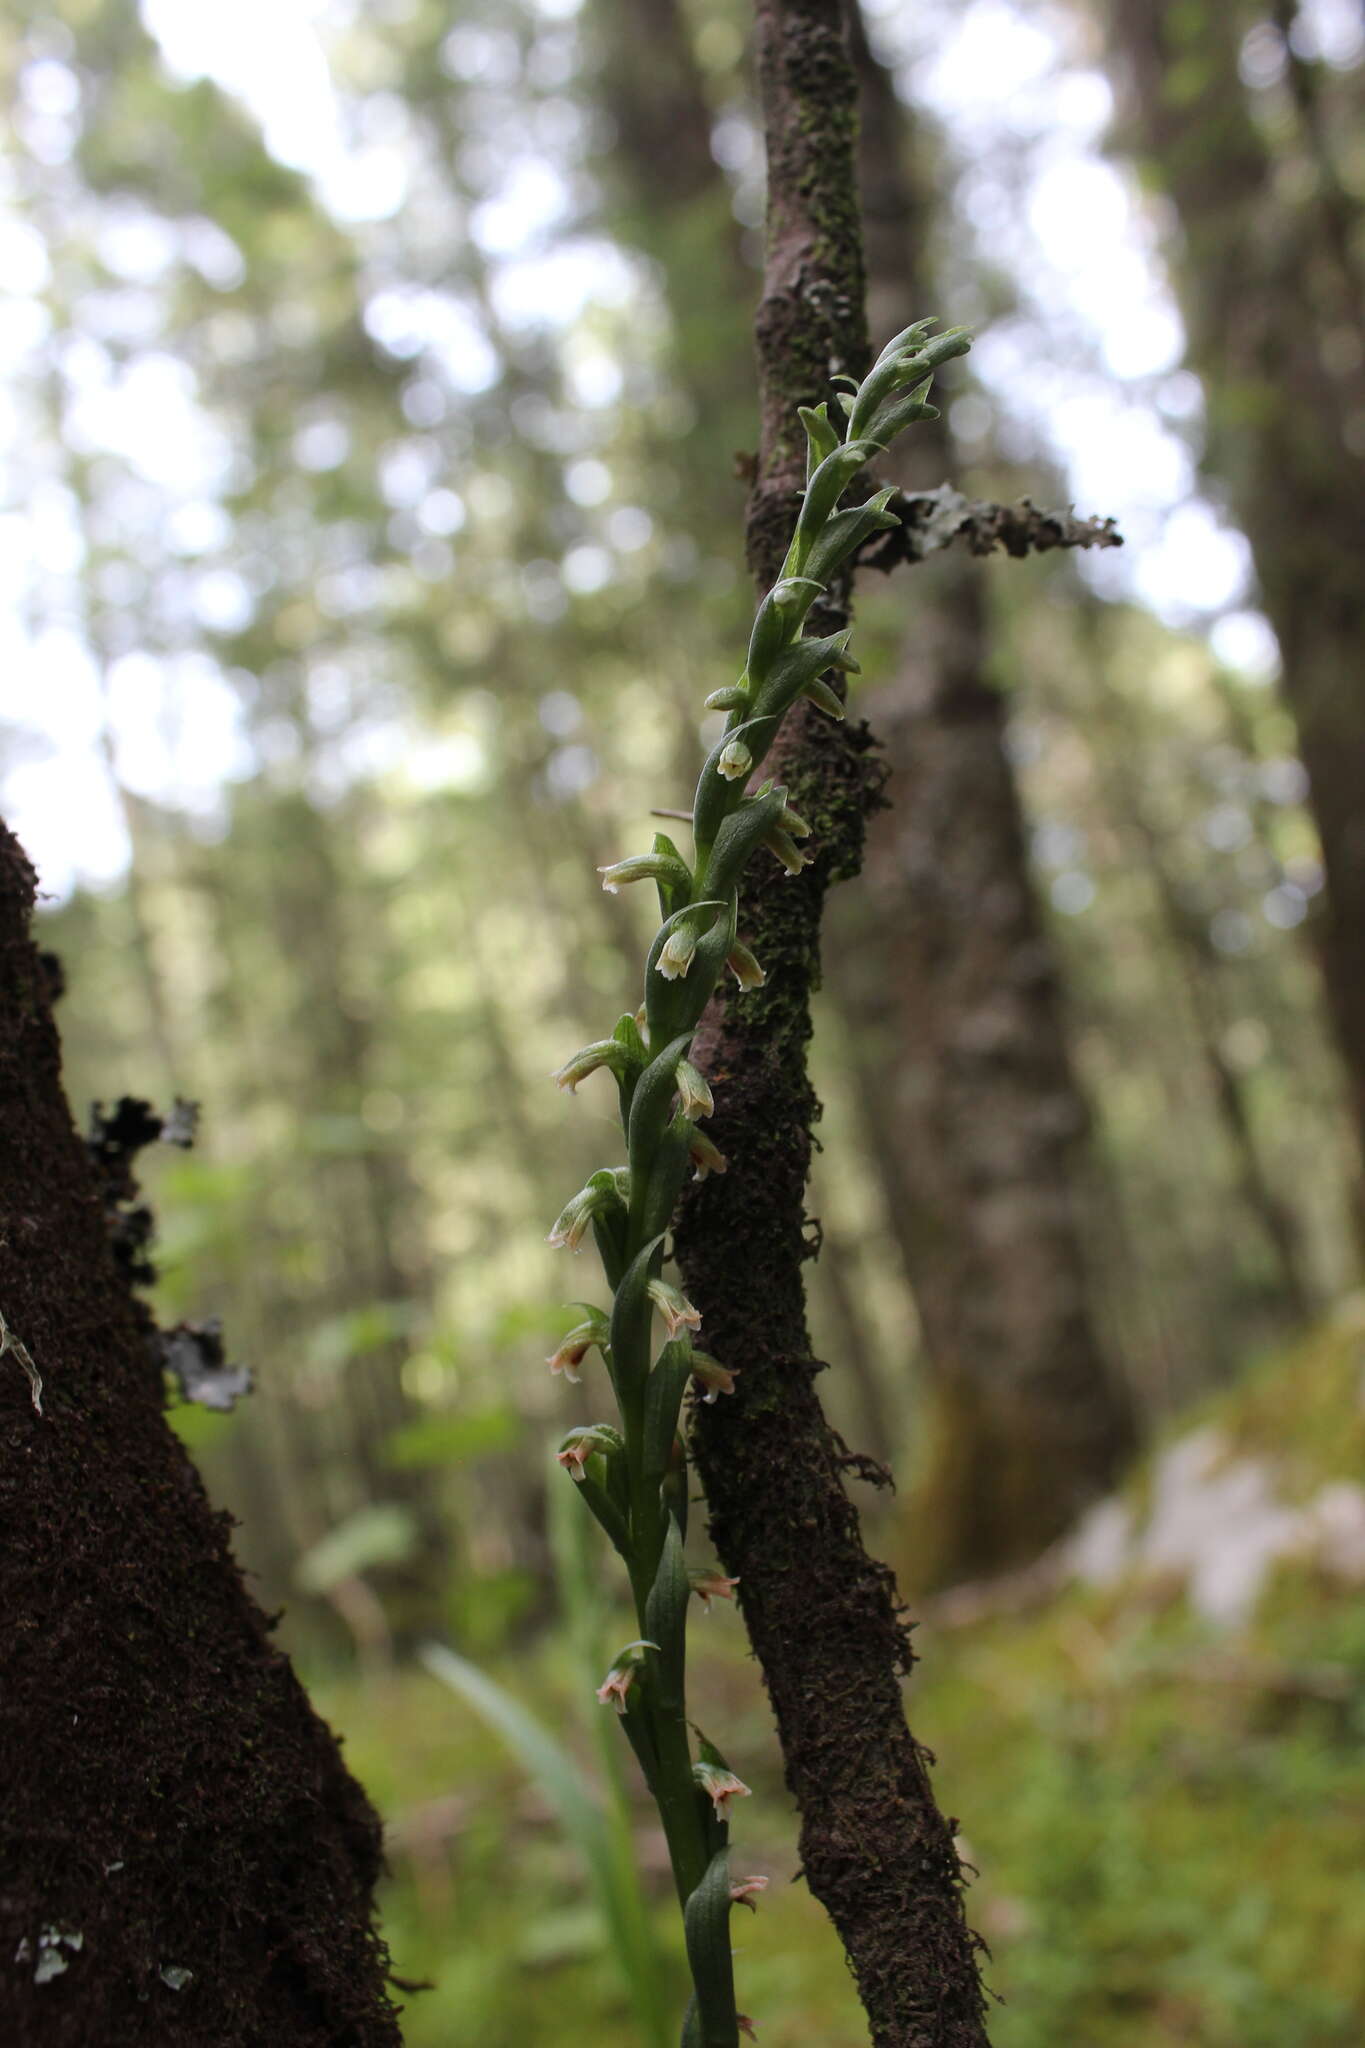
595,1639,658,1714
726,943,766,990
598,852,691,896
555,1422,623,1482
547,1194,596,1254
547,1175,624,1252
729,1876,768,1911
689,1569,740,1610
547,1336,588,1384
546,1305,610,1383
801,674,846,720
656,928,697,981
647,1277,702,1339
704,683,749,713
551,1040,631,1093
674,1058,714,1122
762,827,811,877
690,1352,737,1402
688,1129,728,1179
693,1758,751,1816
717,738,753,783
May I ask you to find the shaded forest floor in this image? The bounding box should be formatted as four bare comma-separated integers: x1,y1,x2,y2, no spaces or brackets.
305,1310,1365,2047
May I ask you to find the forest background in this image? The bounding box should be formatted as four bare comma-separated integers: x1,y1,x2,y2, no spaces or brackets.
3,0,1365,2042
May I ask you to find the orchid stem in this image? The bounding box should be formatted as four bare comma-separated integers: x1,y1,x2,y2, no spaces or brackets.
546,319,971,2047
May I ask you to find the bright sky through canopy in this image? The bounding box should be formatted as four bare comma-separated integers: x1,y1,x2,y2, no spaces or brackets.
7,0,1351,894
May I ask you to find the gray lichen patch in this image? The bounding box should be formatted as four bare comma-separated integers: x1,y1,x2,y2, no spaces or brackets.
0,1305,42,1413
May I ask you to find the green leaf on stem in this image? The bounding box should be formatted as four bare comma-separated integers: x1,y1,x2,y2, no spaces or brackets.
744,575,824,683
798,490,901,588
698,785,788,901
790,437,883,555
797,400,839,478
683,1847,742,2048
645,1514,690,1711
608,1232,668,1387
642,1339,694,1482
627,1033,698,1175
639,1116,699,1240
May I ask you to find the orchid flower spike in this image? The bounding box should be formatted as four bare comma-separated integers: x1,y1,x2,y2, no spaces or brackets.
542,326,968,2045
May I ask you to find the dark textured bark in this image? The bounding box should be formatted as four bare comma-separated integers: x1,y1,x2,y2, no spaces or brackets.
675,5,991,2042
0,823,399,2047
1104,0,1365,1227
831,1,1136,1587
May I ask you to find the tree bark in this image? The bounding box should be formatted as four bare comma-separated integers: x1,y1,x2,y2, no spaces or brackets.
675,5,991,2042
1104,0,1365,1230
834,1,1136,1587
0,823,399,2047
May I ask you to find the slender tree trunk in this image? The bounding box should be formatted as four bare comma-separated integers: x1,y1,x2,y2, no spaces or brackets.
0,823,398,2047
1104,0,1365,1231
676,5,990,2041
1083,657,1314,1323
834,3,1135,1586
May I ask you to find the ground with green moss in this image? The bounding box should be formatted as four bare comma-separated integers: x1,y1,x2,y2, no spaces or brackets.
307,1313,1365,2045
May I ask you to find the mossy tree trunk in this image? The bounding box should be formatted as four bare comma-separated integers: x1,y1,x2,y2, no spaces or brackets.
0,823,400,2048
675,4,992,2042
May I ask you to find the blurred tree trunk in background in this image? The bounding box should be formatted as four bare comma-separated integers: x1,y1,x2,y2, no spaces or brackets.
1077,606,1315,1324
0,823,399,2047
838,3,1136,1586
1104,0,1365,1235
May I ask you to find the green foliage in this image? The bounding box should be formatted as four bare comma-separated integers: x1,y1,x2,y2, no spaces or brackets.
296,1503,421,1593
383,1405,521,1470
915,1324,1365,2047
309,1329,1365,2045
422,1644,674,2048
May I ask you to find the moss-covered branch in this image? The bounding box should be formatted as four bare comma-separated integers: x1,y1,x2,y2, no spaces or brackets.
673,4,992,2042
